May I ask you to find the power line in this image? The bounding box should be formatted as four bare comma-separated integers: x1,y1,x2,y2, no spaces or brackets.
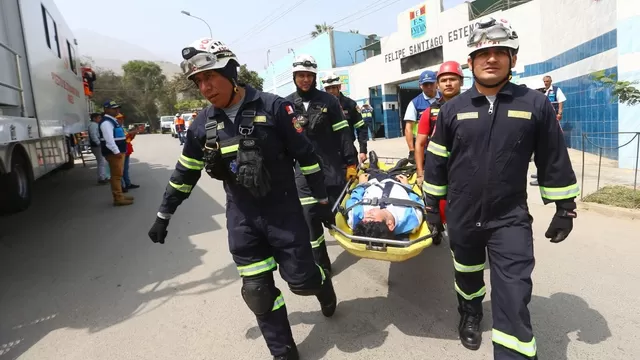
228,1,291,45
238,0,403,56
231,0,311,46
333,0,405,29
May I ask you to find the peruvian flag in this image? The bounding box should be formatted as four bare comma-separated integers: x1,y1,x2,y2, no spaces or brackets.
410,5,426,20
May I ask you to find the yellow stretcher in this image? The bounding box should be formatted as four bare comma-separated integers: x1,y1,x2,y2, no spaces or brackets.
328,156,444,263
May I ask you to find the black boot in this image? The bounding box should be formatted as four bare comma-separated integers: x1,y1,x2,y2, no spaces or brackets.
368,151,379,169
274,344,299,360
317,277,337,317
458,307,483,350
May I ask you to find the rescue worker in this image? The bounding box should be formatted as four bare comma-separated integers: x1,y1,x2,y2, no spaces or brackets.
414,60,464,186
360,101,375,140
285,55,358,276
147,39,337,360
322,72,368,163
174,113,186,145
422,17,580,359
404,69,438,163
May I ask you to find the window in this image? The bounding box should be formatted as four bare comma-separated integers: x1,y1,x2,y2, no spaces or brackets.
400,46,444,74
66,40,77,74
41,4,60,58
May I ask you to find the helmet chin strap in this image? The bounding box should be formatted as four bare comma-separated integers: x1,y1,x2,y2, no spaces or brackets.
471,56,513,89
223,78,239,109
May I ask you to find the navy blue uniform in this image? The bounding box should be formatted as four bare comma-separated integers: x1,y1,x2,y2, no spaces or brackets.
338,92,368,155
286,89,357,274
157,86,330,357
423,82,579,359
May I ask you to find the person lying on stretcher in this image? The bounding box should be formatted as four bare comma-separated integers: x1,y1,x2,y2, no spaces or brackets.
346,170,424,239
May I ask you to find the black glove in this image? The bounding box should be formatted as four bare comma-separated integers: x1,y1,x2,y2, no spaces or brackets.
148,216,170,244
236,138,271,198
424,204,443,234
408,150,415,163
545,202,577,243
317,201,336,228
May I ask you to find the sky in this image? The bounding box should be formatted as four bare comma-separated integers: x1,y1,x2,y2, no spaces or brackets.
54,0,468,71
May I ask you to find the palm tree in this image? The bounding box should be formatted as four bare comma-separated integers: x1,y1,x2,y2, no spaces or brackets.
311,22,334,38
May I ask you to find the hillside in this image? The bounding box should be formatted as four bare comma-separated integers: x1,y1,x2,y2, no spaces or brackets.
76,29,181,77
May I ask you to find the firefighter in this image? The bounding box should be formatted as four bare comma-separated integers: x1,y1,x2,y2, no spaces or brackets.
414,60,464,186
285,55,358,276
174,113,186,145
322,72,368,164
147,38,337,360
422,17,580,359
404,69,438,163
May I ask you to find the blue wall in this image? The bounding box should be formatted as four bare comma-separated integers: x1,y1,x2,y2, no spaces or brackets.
519,30,619,159
332,31,370,67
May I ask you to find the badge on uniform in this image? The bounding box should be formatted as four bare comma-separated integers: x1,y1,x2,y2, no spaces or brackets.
254,115,267,123
507,110,532,120
292,117,304,133
457,112,479,120
230,159,238,174
285,105,295,115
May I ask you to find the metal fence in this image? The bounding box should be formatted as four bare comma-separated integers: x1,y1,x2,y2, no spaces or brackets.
580,131,640,199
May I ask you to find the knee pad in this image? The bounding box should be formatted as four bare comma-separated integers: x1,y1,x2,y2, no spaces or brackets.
288,270,324,297
241,274,277,316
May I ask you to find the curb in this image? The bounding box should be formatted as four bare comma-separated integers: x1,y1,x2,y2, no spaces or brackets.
577,201,640,220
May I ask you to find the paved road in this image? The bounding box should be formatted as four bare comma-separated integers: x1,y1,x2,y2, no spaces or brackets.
1,134,639,360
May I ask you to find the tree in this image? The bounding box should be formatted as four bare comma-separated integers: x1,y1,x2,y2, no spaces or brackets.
349,29,360,34
91,69,140,124
121,61,167,131
592,70,640,106
311,22,334,38
238,64,264,90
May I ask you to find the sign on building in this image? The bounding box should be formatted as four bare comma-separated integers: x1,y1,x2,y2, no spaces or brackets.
410,5,426,39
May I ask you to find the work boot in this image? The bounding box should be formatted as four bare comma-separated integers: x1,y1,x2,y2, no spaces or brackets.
458,307,483,351
127,184,140,189
123,195,134,201
368,151,379,169
273,344,299,360
113,198,134,206
317,277,337,317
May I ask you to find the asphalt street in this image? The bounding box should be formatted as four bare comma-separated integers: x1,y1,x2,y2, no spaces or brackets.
1,134,638,360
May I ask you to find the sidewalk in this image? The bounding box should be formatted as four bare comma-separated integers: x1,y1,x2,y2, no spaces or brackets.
365,138,639,204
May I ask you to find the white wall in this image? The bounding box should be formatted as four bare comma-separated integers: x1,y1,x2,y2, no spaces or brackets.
349,0,617,102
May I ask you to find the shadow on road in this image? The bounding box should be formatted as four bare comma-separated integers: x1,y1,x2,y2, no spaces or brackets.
248,240,611,359
0,159,237,359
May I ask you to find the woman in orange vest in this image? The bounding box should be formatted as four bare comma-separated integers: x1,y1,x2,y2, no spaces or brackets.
116,114,140,191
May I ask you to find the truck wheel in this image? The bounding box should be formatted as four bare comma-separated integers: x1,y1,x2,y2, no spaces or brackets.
0,151,33,214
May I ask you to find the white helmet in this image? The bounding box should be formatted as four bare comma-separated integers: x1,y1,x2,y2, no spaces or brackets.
467,17,519,56
180,38,239,80
292,54,318,74
321,72,341,88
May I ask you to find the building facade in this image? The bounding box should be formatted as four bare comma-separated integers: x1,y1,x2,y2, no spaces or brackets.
261,0,639,167
258,31,379,97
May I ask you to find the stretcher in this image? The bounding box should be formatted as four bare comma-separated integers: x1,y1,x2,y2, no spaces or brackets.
329,156,447,263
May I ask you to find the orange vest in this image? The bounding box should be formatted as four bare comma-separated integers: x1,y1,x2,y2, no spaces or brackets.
175,118,185,125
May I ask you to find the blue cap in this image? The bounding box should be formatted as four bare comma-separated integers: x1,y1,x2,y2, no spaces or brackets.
419,70,437,84
103,99,121,109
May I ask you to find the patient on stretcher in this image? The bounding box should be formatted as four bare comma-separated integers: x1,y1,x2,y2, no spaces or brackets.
346,171,424,239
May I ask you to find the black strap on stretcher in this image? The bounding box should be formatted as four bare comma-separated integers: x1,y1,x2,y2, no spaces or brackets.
341,180,425,217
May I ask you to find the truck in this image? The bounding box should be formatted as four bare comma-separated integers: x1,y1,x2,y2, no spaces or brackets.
0,0,90,214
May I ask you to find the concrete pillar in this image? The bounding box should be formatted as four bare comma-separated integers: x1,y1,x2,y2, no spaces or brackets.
616,0,640,169
381,84,401,138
